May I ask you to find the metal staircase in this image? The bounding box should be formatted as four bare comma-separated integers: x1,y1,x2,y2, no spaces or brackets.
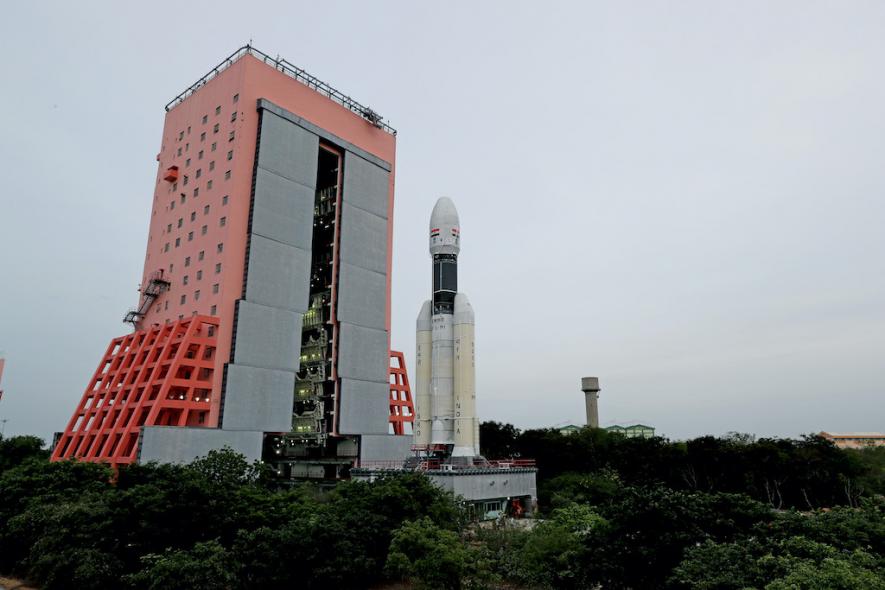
124,271,171,326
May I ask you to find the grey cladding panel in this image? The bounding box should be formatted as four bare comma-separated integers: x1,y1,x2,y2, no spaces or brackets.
233,301,301,371
251,168,315,249
245,234,311,313
338,378,389,435
337,262,386,330
343,153,389,219
337,322,388,383
360,434,413,462
258,111,319,186
339,203,388,275
221,364,295,432
139,427,264,464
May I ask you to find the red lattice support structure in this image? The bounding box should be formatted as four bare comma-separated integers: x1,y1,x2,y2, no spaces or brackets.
389,350,414,435
51,315,219,468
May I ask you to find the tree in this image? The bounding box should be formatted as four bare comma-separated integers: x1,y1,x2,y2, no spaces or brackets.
385,517,476,590
479,421,521,458
125,540,238,590
0,434,48,472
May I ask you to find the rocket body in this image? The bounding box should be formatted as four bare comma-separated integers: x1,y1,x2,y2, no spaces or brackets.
415,197,478,458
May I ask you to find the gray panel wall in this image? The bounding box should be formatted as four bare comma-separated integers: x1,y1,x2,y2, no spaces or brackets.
222,365,295,431
139,426,264,464
338,379,390,435
360,434,413,462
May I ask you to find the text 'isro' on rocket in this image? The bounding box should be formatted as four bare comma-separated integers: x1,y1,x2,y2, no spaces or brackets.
414,197,479,458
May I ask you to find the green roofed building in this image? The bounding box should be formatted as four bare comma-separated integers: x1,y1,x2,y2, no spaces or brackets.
557,424,582,435
605,424,655,439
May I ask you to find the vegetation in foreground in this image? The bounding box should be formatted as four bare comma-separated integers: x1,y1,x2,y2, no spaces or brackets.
0,427,882,589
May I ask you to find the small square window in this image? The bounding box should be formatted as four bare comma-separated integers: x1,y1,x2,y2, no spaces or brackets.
187,126,191,135
217,242,224,253
183,176,189,186
224,170,231,180
222,195,229,205
164,243,169,253
178,131,184,140
170,263,174,273
228,131,235,141
209,161,215,171
211,305,217,315
171,182,177,191
177,147,182,156
183,275,189,285
177,218,183,228
198,250,205,261
185,256,191,267
170,200,176,209
166,223,172,233
180,193,186,204
165,301,169,310
196,270,203,280
180,294,186,305
188,231,193,242
175,237,181,247
198,150,204,160
204,205,210,215
230,111,237,122
194,188,199,197
194,290,201,301
190,212,196,222
215,263,221,274
219,217,226,227
196,169,202,179
212,283,219,294
227,150,233,161
200,132,206,142
185,142,189,151
202,225,208,235
207,180,213,190
233,93,239,103
202,115,208,124
215,105,221,115
213,123,219,133
185,158,191,167
211,142,217,152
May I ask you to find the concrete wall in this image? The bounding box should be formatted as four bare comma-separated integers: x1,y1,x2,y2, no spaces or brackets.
426,470,538,503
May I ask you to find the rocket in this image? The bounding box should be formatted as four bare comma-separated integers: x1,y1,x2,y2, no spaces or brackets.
414,197,479,458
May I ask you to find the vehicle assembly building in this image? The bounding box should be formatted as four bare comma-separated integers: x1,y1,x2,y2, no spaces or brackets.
51,46,415,479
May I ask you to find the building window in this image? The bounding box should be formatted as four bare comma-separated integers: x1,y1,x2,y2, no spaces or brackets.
228,131,235,141
211,305,217,315
180,294,186,305
185,142,189,152
171,182,177,191
230,111,237,122
196,270,202,280
175,237,180,247
178,131,184,140
215,263,221,274
201,225,207,235
211,142,217,152
194,290,200,301
164,243,169,253
200,132,206,142
204,205,210,215
224,170,231,180
196,169,202,179
209,161,215,171
183,275,189,285
190,212,196,222
185,158,191,167
202,115,208,124
180,193,186,204
185,256,191,267
165,301,169,310
177,218,183,228
215,105,221,115
187,126,191,135
227,150,233,161
170,200,176,210
198,150,204,160
207,180,213,190
193,188,199,197
217,242,224,253
183,175,189,186
170,263,174,273
233,93,239,103
177,147,182,156
188,231,193,242
212,283,219,294
219,217,226,227
222,195,228,205
198,250,205,261
213,123,219,133
166,223,172,233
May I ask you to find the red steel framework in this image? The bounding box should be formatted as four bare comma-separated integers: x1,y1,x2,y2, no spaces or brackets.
388,350,414,435
51,316,219,468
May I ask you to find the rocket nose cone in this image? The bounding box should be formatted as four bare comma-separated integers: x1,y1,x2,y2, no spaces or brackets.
430,197,459,230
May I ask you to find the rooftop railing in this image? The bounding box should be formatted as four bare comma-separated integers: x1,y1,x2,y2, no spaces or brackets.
165,45,396,135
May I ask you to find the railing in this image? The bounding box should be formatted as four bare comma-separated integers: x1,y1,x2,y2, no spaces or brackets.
354,458,537,471
165,45,396,135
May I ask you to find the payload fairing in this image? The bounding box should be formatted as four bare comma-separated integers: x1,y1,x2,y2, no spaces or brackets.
414,198,479,458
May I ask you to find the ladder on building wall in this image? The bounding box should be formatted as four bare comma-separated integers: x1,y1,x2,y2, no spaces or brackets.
123,271,172,326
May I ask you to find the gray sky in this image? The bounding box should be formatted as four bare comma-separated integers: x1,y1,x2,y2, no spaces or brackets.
1,2,883,443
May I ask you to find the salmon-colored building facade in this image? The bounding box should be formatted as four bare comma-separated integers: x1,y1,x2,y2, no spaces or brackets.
52,47,413,478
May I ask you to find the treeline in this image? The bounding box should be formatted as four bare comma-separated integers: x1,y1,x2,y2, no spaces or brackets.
1,431,883,589
480,422,885,510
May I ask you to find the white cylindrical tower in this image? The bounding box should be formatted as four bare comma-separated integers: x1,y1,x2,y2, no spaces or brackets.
414,300,433,446
452,293,476,457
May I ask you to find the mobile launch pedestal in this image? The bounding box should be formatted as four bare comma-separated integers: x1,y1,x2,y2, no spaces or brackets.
353,198,537,519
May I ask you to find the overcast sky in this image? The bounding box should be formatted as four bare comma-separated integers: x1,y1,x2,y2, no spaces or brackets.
1,2,883,443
